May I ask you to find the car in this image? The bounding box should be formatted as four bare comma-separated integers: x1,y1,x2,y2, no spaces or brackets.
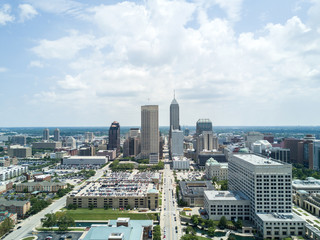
45,236,53,240
67,236,72,239
17,226,21,229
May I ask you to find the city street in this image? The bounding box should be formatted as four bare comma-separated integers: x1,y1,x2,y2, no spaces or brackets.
4,163,110,240
160,149,182,240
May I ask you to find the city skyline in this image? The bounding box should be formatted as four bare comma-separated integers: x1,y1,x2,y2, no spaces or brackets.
1,0,320,127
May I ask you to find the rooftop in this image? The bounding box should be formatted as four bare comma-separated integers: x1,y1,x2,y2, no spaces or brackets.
233,154,283,166
205,190,249,201
256,212,305,222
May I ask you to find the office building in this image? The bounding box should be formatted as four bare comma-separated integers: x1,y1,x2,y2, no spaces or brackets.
283,138,301,163
66,136,77,149
79,146,95,156
196,119,212,136
172,156,190,170
204,190,250,220
171,130,184,157
228,154,305,239
184,128,190,136
43,128,49,141
197,131,218,153
244,132,264,150
314,141,320,171
140,105,159,162
85,132,94,142
108,121,120,154
123,129,141,158
96,150,116,160
32,141,62,150
179,181,215,207
292,177,320,194
81,218,153,240
8,145,32,158
0,165,28,181
205,158,228,181
269,147,290,162
54,128,60,141
10,136,26,146
170,96,180,131
0,199,31,218
62,156,107,165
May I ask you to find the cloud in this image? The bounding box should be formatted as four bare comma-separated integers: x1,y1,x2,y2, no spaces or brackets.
27,0,320,126
0,67,8,72
0,4,14,25
19,4,38,22
32,31,96,59
29,61,44,68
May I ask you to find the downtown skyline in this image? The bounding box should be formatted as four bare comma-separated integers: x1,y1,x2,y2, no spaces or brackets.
1,0,320,127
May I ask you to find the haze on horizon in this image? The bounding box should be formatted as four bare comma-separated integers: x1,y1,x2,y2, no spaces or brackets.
1,0,320,127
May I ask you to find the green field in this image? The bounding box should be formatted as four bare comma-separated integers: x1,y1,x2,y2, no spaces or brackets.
65,208,158,220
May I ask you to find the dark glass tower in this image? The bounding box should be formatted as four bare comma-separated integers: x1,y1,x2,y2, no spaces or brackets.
108,121,120,154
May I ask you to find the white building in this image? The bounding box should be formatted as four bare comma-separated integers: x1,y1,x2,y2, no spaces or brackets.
62,156,107,165
0,165,28,181
66,137,77,149
252,140,272,154
292,177,320,194
204,190,250,220
229,153,305,239
197,131,218,153
205,158,228,181
244,132,264,150
172,156,190,170
171,130,184,158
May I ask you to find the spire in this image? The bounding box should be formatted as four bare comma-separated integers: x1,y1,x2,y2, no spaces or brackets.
174,89,175,99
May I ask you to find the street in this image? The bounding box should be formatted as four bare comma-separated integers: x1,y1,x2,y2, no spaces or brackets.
4,163,109,240
160,149,182,240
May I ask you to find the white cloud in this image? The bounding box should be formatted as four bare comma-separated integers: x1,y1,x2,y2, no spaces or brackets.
0,4,14,25
32,31,96,59
0,67,8,72
28,0,320,126
19,4,38,22
29,61,44,68
25,0,83,16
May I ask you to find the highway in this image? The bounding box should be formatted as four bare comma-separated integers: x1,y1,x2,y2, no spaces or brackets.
160,149,182,240
4,163,109,240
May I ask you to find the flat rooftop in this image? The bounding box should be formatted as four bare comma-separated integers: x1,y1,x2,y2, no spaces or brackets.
257,212,305,222
233,154,283,166
205,190,249,201
292,178,320,189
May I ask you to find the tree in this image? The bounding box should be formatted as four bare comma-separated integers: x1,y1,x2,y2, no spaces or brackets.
42,213,57,229
153,225,161,240
88,204,94,210
56,212,75,231
185,226,195,235
234,219,242,229
0,217,14,237
208,226,216,236
181,234,198,240
206,219,215,228
218,216,227,229
191,215,199,227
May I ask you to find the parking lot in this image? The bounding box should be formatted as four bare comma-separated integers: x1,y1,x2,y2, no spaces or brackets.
36,231,83,240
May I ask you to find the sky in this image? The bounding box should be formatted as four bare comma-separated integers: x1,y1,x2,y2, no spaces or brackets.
0,0,320,127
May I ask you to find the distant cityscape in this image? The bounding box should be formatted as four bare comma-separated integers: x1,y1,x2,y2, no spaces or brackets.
0,97,320,240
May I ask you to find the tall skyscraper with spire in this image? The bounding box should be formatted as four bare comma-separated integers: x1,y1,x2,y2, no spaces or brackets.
170,91,180,131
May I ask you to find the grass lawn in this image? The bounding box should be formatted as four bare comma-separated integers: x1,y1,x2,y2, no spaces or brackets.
298,209,303,212
65,208,158,221
315,220,320,224
303,213,309,216
21,237,35,240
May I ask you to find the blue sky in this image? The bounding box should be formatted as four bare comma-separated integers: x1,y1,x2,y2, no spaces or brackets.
0,0,320,127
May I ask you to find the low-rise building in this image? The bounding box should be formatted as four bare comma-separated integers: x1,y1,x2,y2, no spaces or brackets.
67,172,159,210
179,181,215,207
0,199,30,218
80,218,153,240
0,165,28,181
204,190,250,220
96,150,116,160
16,181,67,193
8,145,32,158
34,174,51,182
62,156,108,165
32,141,62,150
205,157,228,181
172,156,190,170
0,211,17,224
292,177,320,194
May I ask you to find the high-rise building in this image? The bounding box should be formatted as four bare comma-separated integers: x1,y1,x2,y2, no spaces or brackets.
197,131,218,153
228,154,305,239
43,128,49,141
171,130,184,157
54,128,60,141
84,132,94,142
123,128,141,158
170,96,180,131
244,132,264,150
196,119,212,136
313,141,320,170
184,128,190,136
140,105,159,163
108,121,120,154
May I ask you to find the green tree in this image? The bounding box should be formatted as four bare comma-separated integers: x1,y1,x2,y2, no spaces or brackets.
153,225,161,240
234,219,242,229
218,216,227,229
208,226,216,236
56,212,75,231
42,213,57,229
191,215,199,226
180,234,198,240
88,204,94,210
0,217,14,237
185,226,195,235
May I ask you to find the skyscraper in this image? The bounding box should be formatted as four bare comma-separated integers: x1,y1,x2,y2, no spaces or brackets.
43,128,49,141
170,96,180,131
196,119,212,135
140,105,159,163
108,121,120,154
54,128,60,141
